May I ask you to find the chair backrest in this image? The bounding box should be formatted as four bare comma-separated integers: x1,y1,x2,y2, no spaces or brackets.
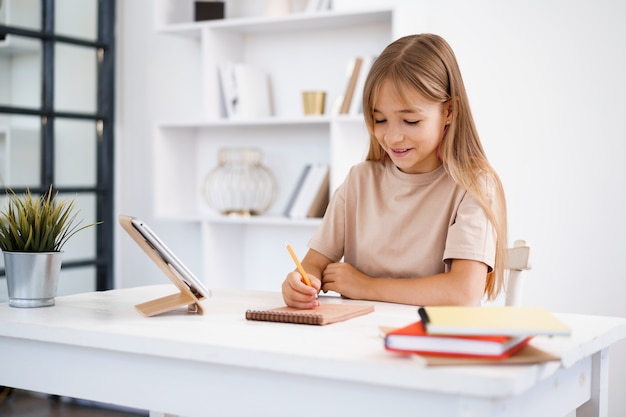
504,240,532,306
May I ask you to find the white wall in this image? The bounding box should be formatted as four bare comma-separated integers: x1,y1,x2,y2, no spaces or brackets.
116,0,626,414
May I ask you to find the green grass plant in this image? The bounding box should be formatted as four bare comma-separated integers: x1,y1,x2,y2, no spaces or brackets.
0,186,101,252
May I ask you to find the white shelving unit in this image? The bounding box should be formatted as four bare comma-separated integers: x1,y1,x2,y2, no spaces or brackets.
153,2,396,290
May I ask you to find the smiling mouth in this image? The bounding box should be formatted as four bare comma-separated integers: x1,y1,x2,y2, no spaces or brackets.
390,148,412,156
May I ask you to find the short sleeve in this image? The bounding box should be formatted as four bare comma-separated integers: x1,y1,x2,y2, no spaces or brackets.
443,187,496,271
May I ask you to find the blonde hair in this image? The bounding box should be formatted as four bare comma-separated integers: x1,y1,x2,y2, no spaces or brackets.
362,34,507,300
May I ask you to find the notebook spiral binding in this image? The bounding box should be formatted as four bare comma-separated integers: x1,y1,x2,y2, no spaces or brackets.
245,309,324,325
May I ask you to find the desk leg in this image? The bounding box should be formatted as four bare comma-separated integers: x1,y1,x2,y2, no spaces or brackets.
577,348,609,417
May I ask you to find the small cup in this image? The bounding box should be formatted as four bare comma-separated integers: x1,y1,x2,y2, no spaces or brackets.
302,91,326,115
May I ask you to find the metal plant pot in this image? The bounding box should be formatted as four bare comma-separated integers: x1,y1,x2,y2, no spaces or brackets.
3,251,63,308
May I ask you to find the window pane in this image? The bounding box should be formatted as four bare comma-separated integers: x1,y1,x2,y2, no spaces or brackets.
55,119,96,187
58,192,98,261
54,43,97,113
0,126,5,187
55,0,98,41
0,114,41,188
0,36,42,109
57,266,96,296
0,0,41,31
0,276,7,303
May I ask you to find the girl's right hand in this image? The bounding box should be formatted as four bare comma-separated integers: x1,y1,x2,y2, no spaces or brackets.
281,270,321,309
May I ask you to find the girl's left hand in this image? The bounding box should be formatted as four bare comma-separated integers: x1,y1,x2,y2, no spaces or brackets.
321,262,371,299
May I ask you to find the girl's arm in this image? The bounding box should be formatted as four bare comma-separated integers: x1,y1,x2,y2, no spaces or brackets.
321,259,488,306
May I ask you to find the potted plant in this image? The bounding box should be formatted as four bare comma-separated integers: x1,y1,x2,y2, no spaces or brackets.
0,186,101,308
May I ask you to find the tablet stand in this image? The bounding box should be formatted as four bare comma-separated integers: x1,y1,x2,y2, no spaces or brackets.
119,216,205,316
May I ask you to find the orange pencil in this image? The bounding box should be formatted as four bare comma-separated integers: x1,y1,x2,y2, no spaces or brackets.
285,241,312,287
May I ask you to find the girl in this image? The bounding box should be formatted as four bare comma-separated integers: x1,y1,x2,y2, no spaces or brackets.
282,34,507,308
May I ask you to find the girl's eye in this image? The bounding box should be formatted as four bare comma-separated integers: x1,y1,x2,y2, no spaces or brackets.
374,119,386,124
405,120,419,126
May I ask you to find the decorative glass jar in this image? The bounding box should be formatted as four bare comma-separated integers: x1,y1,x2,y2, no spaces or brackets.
202,148,277,216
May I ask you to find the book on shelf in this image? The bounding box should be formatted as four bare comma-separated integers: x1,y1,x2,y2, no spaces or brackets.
419,306,572,337
283,165,311,216
284,164,330,219
304,0,332,13
339,57,363,114
384,321,532,359
246,303,374,326
349,54,376,116
218,61,272,119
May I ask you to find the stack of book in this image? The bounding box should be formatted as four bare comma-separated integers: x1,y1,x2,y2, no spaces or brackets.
218,61,272,119
284,164,330,219
338,55,376,115
384,306,571,360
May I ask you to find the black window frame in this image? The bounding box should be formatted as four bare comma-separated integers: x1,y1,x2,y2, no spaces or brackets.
0,0,115,291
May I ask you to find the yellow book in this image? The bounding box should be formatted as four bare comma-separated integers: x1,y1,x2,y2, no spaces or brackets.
420,306,571,337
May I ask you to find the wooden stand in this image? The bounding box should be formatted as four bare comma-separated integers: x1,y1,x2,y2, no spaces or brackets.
135,290,203,317
119,215,205,316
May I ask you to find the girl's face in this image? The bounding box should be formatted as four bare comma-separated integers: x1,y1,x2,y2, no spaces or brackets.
373,80,451,174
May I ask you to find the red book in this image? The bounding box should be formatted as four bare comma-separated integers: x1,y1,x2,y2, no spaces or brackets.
384,321,532,359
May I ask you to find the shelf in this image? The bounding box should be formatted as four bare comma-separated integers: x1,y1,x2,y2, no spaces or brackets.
157,115,364,129
157,213,322,227
206,215,322,227
157,7,393,37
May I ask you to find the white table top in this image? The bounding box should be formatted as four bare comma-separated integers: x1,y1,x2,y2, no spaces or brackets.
1,284,625,400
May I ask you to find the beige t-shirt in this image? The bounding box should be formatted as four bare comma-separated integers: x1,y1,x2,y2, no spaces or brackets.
309,159,496,278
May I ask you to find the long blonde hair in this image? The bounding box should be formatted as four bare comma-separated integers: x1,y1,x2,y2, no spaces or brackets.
362,34,507,300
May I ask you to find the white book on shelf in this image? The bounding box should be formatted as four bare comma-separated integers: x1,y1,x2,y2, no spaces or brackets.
218,61,273,119
304,0,321,13
218,62,237,118
287,164,330,219
284,165,312,216
287,164,321,219
317,0,332,11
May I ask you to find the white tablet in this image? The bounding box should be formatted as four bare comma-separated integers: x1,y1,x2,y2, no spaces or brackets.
119,215,211,299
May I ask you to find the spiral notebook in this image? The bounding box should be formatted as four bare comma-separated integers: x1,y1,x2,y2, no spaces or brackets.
245,303,374,325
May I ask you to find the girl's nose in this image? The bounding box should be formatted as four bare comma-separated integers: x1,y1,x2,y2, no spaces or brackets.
384,124,404,144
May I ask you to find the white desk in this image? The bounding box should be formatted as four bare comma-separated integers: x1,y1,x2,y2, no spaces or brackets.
0,285,625,417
